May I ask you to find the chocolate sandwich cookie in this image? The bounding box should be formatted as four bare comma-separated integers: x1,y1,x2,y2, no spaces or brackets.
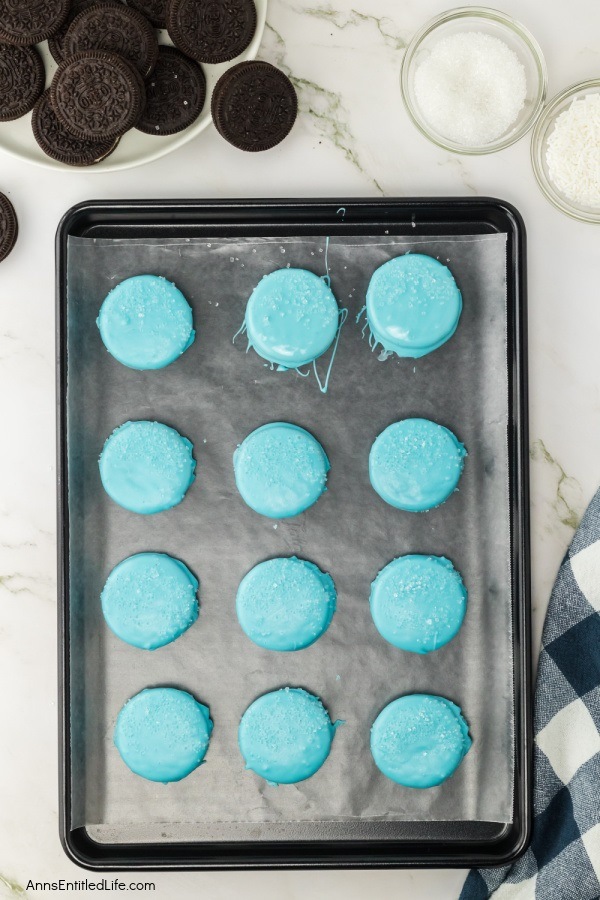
136,47,206,136
0,0,70,46
65,4,159,78
0,192,18,263
48,0,121,65
0,43,45,122
32,90,119,166
168,0,257,65
127,0,168,29
211,61,297,152
51,51,145,141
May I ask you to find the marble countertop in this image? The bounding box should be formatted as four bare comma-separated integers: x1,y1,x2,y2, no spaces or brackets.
1,0,599,897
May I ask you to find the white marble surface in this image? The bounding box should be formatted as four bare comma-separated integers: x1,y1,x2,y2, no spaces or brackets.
1,0,599,897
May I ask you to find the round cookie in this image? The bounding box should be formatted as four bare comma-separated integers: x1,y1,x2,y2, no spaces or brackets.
366,254,462,358
99,420,196,514
101,552,199,650
233,422,329,519
212,61,297,152
239,688,338,784
168,0,256,65
0,0,70,46
33,91,119,167
370,694,472,788
237,556,336,651
0,192,18,264
65,4,159,78
136,47,206,137
369,418,466,512
50,51,145,141
370,555,467,653
0,43,45,122
114,687,212,783
127,0,168,29
244,268,340,368
97,274,195,370
48,0,121,64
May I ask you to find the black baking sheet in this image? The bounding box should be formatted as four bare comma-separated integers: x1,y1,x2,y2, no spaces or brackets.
57,199,531,869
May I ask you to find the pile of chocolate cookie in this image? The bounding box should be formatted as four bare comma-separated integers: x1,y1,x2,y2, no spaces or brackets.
0,0,297,166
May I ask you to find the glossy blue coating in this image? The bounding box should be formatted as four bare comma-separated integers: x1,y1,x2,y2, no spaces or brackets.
238,688,339,784
366,254,462,358
236,556,336,651
370,555,467,653
101,552,199,650
369,418,466,512
370,694,472,788
114,687,213,783
97,275,195,370
99,420,196,514
245,268,340,368
233,422,329,519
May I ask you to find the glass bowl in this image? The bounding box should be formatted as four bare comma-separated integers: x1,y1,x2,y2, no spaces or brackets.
400,6,547,154
531,80,600,224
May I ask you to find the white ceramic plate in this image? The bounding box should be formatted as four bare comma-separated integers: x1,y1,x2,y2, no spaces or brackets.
0,0,267,173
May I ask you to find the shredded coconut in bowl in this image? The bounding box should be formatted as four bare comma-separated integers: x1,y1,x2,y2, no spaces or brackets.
545,93,600,209
414,31,527,147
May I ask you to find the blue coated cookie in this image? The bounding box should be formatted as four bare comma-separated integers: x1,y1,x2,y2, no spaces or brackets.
370,555,467,653
236,556,336,651
99,420,196,514
97,274,195,370
238,687,339,784
369,418,466,511
366,254,462,358
370,694,471,788
233,422,329,519
101,552,199,650
244,268,340,368
114,687,213,783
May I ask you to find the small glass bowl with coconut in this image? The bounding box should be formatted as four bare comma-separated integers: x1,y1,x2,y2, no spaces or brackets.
531,79,600,224
401,7,547,154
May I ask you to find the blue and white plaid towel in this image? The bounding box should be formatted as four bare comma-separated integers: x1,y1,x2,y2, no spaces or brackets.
461,488,600,899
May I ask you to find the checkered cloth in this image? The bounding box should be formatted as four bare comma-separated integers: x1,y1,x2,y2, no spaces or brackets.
461,488,600,900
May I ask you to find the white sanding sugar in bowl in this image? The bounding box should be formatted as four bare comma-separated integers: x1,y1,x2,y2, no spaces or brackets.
414,31,527,147
545,93,600,208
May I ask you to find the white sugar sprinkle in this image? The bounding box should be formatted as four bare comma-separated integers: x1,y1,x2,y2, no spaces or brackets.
546,93,600,208
414,31,527,146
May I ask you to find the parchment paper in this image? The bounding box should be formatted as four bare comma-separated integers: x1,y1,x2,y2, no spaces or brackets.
66,231,513,837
